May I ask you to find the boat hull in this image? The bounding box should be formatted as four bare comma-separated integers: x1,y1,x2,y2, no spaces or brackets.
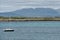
3,28,14,32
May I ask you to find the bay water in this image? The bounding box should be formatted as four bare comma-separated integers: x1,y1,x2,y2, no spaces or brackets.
0,21,60,40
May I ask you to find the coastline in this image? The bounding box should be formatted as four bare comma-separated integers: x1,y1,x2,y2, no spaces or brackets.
0,18,60,22
0,17,60,21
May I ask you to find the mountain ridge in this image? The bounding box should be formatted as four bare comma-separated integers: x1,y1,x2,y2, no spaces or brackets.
0,8,59,17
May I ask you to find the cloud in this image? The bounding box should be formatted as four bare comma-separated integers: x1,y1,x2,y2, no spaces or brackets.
0,0,60,12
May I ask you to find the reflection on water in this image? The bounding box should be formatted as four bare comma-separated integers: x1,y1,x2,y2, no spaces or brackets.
0,21,60,40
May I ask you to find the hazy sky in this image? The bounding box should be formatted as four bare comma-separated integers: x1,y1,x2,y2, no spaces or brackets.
0,0,60,12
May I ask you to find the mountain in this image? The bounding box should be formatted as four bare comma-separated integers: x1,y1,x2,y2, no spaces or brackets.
0,8,59,17
57,9,60,13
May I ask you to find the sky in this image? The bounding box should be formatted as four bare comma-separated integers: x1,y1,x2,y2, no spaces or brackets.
0,0,60,12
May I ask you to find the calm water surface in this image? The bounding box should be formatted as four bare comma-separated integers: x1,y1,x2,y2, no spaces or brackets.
0,21,60,40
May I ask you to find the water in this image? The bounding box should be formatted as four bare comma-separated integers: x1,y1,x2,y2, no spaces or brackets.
0,21,60,40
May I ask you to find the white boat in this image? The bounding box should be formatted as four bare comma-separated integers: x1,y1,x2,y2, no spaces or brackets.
3,28,14,32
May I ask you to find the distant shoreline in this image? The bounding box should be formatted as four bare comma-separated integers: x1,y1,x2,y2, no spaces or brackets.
0,19,60,22
0,17,60,21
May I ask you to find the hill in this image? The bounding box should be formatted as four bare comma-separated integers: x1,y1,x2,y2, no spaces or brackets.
0,8,59,17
